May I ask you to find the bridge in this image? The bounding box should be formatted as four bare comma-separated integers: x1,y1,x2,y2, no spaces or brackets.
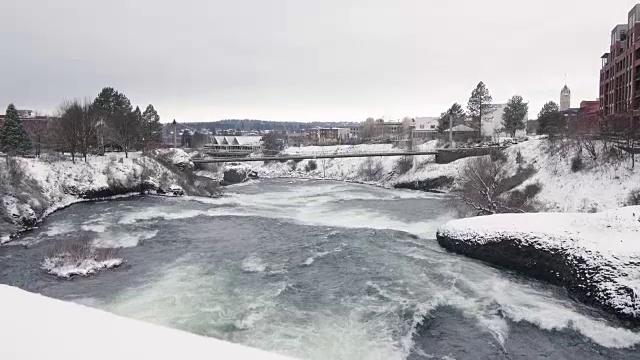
192,147,505,164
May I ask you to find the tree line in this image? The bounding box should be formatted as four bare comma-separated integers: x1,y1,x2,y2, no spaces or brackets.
0,87,163,162
434,82,529,139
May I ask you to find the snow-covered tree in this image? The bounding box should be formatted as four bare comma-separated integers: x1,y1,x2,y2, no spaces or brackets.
501,95,529,137
0,104,31,154
467,82,495,139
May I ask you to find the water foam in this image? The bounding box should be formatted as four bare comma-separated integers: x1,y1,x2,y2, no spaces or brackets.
93,229,159,248
241,255,267,273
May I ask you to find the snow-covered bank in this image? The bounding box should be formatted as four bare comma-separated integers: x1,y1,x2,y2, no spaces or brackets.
436,207,640,325
0,149,215,243
0,285,295,360
240,139,640,213
244,142,441,189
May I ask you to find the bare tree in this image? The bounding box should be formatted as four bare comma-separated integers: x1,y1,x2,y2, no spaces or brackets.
78,101,98,161
51,101,82,163
458,156,530,215
107,110,141,158
358,157,384,181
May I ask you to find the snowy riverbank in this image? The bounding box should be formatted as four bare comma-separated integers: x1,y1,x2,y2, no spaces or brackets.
437,207,640,325
0,285,295,360
0,149,213,243
242,138,640,213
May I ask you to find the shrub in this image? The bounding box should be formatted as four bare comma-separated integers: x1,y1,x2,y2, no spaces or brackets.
305,160,318,172
627,189,640,206
7,157,25,187
571,155,584,172
47,238,93,264
515,151,524,166
395,156,413,175
501,165,537,192
41,151,67,163
490,150,507,163
358,157,384,181
287,160,297,171
507,182,543,211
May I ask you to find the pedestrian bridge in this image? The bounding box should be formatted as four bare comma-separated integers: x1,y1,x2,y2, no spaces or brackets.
192,147,505,164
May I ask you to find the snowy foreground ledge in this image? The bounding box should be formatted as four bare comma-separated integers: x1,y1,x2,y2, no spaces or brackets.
437,206,640,325
0,285,296,360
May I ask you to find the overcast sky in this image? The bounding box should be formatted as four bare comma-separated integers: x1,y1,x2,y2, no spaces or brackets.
0,0,637,122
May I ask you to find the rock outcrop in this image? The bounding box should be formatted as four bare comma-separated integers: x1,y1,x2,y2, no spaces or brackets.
436,208,640,326
222,163,258,185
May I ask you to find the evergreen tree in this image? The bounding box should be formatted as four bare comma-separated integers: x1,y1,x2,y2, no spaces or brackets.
437,103,466,133
93,87,133,152
0,104,31,153
501,95,529,137
467,82,495,139
537,101,565,136
142,104,163,144
93,87,132,118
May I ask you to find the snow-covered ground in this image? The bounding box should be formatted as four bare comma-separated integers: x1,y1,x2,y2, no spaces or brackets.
0,150,195,243
250,142,439,187
245,139,640,213
437,206,640,322
398,139,640,212
0,285,296,360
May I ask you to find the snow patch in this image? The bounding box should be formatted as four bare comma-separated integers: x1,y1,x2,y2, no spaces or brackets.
0,285,296,360
42,257,123,278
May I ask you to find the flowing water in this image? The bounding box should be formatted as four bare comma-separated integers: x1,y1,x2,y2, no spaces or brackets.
1,179,639,359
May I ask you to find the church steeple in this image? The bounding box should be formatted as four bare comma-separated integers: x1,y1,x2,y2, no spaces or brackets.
560,84,571,111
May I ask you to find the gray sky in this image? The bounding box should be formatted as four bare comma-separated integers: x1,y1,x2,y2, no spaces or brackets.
0,0,637,122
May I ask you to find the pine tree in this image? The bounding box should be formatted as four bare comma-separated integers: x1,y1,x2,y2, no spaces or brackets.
501,95,529,138
467,82,495,139
538,101,565,136
0,104,31,153
142,104,163,145
437,103,466,133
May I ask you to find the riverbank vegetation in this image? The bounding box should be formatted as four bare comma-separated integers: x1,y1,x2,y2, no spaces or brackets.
42,237,123,279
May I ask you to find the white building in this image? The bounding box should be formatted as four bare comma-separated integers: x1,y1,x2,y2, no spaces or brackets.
203,136,263,156
480,104,528,140
411,117,439,142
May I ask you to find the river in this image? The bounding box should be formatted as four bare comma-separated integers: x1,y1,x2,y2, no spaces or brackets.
1,179,639,359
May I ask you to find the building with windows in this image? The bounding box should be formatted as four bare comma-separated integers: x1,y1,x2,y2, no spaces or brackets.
411,117,439,141
599,5,640,116
202,136,263,156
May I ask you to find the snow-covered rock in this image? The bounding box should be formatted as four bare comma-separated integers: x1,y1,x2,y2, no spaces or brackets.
0,285,296,360
169,184,185,196
155,148,194,170
437,206,640,325
222,163,258,185
42,257,123,279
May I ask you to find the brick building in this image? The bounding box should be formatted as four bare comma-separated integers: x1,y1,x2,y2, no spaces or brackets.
599,5,640,116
